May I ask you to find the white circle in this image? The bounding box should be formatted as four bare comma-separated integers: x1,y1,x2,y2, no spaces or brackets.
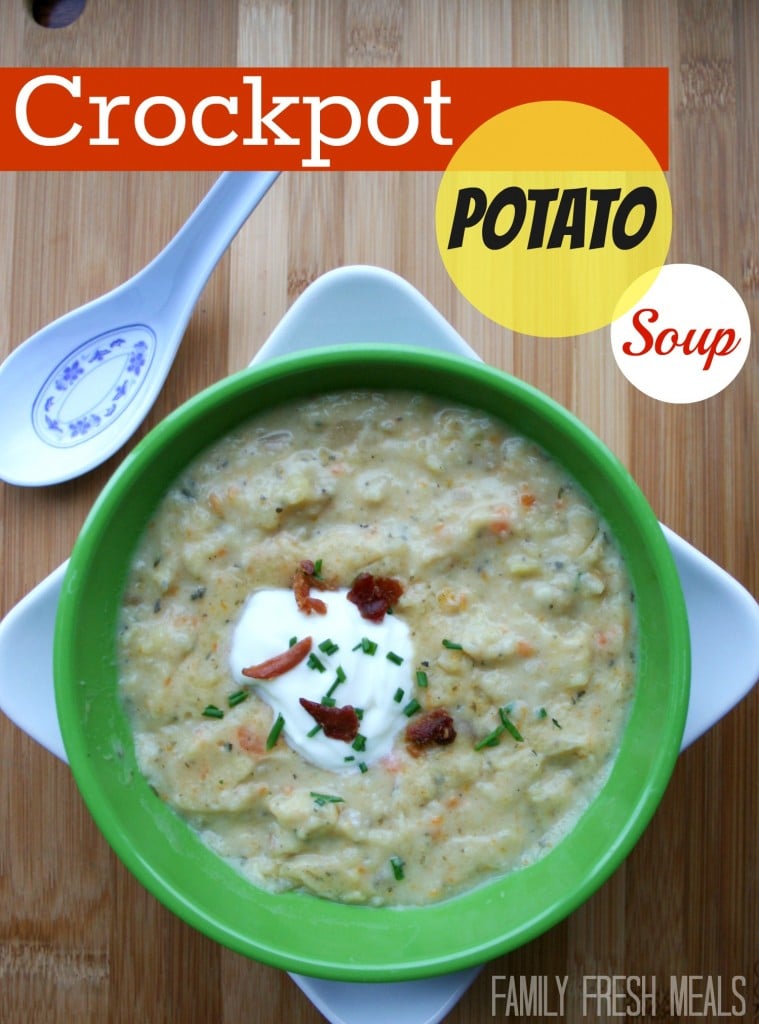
610,264,751,403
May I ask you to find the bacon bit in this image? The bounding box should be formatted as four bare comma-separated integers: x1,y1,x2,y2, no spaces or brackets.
292,560,336,615
299,560,335,590
242,635,313,679
346,572,404,622
299,698,360,742
516,640,536,657
295,582,327,614
520,492,536,507
405,708,457,754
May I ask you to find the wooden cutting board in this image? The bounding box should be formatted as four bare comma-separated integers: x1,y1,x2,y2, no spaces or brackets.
0,2,756,1022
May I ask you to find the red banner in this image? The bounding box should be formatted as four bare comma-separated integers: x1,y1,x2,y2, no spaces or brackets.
0,67,668,171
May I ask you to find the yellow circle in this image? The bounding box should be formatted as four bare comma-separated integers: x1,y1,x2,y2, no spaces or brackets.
435,101,672,338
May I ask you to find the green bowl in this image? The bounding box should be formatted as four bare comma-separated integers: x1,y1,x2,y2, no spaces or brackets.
54,346,690,981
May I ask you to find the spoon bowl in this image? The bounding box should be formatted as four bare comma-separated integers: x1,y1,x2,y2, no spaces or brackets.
0,170,279,487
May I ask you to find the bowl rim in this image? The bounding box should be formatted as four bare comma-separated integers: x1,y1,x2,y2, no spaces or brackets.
54,344,690,980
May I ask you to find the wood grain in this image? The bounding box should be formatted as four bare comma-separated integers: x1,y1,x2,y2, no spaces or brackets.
0,2,756,1022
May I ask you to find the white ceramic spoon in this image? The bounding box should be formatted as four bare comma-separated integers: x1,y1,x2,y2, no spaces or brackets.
1,267,758,1024
0,170,279,488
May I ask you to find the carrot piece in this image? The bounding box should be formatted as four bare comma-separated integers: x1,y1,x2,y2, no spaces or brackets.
242,635,313,680
237,725,265,755
488,506,512,536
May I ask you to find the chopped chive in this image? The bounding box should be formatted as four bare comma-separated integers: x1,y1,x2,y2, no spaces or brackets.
310,791,344,807
358,761,368,774
390,855,405,880
552,717,563,729
307,723,322,738
320,695,336,707
474,726,504,750
351,734,367,752
227,690,249,708
393,687,405,703
288,636,298,648
318,638,339,655
475,706,526,750
415,670,429,688
537,707,548,719
499,707,524,742
326,667,347,698
386,651,404,665
313,559,324,578
403,698,422,717
202,704,224,719
266,712,285,749
307,652,326,672
344,755,355,762
353,637,378,655
354,707,364,720
442,639,463,650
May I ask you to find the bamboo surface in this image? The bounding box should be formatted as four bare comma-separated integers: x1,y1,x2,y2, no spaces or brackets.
0,2,757,1022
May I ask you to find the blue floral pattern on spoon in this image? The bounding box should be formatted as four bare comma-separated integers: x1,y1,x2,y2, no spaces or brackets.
32,325,156,448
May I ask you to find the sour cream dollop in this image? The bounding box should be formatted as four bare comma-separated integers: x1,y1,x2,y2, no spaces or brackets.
229,588,415,772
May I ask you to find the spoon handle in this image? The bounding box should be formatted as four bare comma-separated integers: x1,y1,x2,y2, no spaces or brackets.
131,170,280,323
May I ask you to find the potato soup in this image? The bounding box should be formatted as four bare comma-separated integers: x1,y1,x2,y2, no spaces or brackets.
118,390,636,907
